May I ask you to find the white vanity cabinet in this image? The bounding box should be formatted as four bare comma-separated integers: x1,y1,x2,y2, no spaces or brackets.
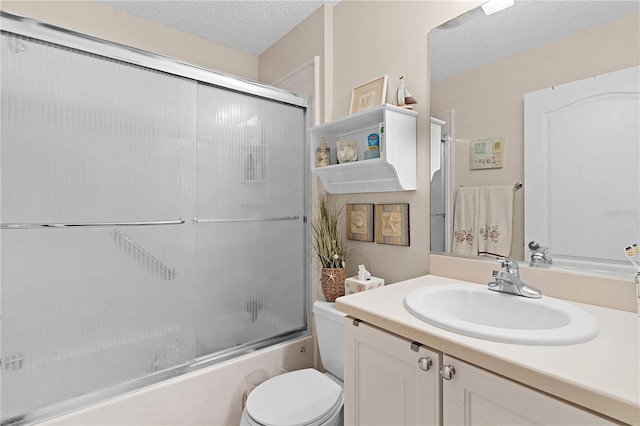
310,104,417,193
344,319,616,426
344,319,441,425
441,356,616,425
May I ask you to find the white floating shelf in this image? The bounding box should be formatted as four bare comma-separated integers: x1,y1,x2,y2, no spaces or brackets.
310,104,418,194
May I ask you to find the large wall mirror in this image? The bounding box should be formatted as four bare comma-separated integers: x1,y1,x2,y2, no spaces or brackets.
429,1,640,275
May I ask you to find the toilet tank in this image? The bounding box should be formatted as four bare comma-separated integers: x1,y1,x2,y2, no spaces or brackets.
313,301,347,381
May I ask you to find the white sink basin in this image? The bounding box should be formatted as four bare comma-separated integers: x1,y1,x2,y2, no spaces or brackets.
404,284,599,345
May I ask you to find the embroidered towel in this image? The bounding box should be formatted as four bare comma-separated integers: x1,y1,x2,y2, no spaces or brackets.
452,187,479,256
477,185,514,257
452,185,514,257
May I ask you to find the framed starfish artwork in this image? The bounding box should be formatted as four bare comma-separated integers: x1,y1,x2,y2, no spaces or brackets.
346,204,374,242
375,203,410,246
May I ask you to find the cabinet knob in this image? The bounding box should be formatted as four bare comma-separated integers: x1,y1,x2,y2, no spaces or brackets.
418,357,432,371
440,365,456,380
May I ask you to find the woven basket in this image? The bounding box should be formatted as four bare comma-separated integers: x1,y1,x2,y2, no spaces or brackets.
321,268,346,302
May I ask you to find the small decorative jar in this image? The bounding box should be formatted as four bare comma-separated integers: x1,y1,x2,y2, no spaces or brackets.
316,137,330,167
336,140,358,164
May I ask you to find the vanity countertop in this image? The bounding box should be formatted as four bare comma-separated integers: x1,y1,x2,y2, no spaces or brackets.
335,274,639,425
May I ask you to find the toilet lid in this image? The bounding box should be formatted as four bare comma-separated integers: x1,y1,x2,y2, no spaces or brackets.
245,368,342,426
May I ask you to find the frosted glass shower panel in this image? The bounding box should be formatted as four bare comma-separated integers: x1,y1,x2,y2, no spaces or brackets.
1,23,308,423
1,33,197,223
196,84,306,218
195,84,306,357
193,221,305,357
1,34,197,418
0,227,195,417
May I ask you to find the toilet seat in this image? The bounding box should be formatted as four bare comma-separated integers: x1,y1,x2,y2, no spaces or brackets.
245,368,343,426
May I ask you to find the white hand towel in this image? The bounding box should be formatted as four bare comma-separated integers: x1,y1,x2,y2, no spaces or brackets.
452,185,514,258
452,187,479,256
477,185,514,258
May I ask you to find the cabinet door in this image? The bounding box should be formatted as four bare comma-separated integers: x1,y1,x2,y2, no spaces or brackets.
344,320,441,426
442,355,615,425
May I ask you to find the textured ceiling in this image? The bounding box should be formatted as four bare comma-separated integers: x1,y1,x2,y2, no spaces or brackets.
95,1,639,74
96,0,338,55
430,0,640,82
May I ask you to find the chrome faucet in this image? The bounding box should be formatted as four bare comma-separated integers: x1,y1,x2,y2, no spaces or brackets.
528,241,552,267
488,257,542,298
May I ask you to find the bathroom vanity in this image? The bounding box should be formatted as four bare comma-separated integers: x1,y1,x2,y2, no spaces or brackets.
336,275,639,425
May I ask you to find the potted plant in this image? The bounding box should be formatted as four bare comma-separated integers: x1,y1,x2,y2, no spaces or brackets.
312,194,347,302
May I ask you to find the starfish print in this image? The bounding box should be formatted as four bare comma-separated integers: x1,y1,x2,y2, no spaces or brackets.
326,270,336,282
383,212,401,233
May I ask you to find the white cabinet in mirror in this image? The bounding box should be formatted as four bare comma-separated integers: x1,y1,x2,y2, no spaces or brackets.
429,1,640,275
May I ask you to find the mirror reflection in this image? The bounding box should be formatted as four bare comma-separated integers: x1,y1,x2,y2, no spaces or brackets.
429,0,640,274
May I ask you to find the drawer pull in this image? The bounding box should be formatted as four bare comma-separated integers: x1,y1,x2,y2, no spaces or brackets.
440,365,456,380
418,357,432,371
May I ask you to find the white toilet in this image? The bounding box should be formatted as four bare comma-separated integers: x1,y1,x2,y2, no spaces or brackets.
240,301,347,426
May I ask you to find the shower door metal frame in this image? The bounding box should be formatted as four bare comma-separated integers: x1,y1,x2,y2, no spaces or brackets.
0,11,313,426
0,12,310,110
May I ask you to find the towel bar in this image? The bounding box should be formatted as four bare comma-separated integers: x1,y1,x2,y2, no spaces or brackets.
459,182,522,191
194,216,300,224
1,219,185,229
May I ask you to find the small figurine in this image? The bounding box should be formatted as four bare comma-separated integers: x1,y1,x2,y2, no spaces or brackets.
396,76,417,109
316,137,330,167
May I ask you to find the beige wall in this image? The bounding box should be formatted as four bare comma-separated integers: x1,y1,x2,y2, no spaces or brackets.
258,0,478,286
328,0,479,283
432,12,640,260
1,0,259,79
259,4,330,125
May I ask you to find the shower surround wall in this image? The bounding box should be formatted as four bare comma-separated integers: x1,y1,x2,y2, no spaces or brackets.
0,15,310,424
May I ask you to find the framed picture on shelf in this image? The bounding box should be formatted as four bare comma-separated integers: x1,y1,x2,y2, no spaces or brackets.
375,203,410,246
350,75,388,115
346,204,374,242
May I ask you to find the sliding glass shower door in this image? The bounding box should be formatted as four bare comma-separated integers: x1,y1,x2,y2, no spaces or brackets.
1,26,308,423
194,85,306,357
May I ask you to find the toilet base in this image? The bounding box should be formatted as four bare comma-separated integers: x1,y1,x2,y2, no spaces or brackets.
240,405,342,426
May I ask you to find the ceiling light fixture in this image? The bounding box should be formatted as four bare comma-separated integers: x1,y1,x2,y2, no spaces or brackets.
481,0,515,16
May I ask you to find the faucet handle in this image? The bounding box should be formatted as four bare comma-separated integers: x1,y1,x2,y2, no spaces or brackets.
496,257,519,274
497,257,512,267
